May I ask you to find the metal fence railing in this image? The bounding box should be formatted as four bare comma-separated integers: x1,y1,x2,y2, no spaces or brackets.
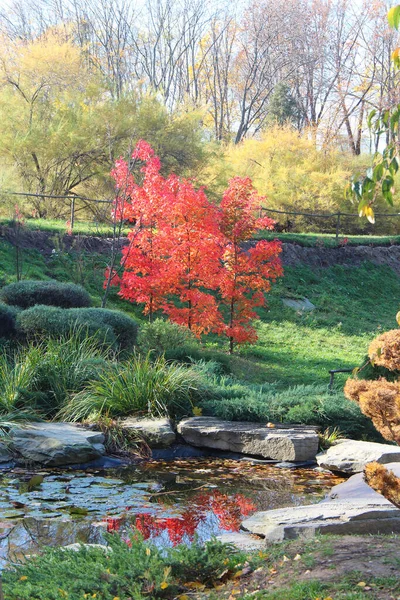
260,207,400,241
2,190,400,240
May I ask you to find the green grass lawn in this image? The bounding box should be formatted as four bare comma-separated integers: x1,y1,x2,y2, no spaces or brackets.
0,217,130,237
2,217,400,246
255,230,400,247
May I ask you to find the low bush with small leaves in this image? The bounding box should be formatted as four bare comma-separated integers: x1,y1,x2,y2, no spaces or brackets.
0,302,18,337
16,306,138,350
2,534,245,600
200,379,379,440
82,308,139,351
0,280,91,309
138,318,198,356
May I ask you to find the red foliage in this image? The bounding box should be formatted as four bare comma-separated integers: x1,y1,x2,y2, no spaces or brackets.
105,516,122,533
219,178,283,351
103,268,121,289
106,141,283,347
132,491,257,545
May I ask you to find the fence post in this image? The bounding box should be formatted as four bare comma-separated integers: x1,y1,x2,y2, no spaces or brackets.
70,197,75,230
335,212,341,244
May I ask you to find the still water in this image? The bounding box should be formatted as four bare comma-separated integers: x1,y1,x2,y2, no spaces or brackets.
0,457,344,565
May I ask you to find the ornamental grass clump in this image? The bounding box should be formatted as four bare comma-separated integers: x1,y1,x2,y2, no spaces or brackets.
60,353,211,422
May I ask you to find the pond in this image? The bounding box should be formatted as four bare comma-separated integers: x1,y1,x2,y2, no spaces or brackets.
0,456,345,566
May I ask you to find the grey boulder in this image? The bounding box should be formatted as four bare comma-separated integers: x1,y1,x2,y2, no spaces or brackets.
241,502,400,541
282,298,315,312
177,417,319,461
242,462,400,542
11,423,105,466
120,417,176,448
317,439,400,474
0,442,13,464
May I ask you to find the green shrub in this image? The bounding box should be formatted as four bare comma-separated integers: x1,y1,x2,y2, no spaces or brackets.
17,305,116,347
81,308,139,351
165,344,233,374
0,303,17,337
3,535,244,600
0,349,37,411
138,318,198,355
0,280,91,309
60,353,211,421
16,306,138,350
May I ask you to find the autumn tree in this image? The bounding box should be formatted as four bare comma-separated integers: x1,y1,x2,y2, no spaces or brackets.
112,140,224,335
109,141,282,347
219,177,282,352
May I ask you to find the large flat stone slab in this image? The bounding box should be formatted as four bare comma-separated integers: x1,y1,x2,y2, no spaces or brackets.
324,463,400,504
11,423,105,466
177,417,319,461
242,462,400,542
241,502,400,541
120,417,176,448
317,439,400,474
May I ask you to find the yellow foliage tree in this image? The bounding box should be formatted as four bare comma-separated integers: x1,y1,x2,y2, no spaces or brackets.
202,125,400,231
0,27,206,219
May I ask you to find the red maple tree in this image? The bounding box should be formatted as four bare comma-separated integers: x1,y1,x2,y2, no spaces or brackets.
106,141,283,348
219,177,283,352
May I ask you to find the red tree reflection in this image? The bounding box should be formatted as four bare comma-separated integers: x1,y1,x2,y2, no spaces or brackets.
133,491,256,546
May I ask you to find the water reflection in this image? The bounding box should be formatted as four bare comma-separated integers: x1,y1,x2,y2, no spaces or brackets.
0,458,345,565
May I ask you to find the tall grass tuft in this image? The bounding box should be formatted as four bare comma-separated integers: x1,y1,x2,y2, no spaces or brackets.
60,353,211,422
30,330,111,415
0,350,37,412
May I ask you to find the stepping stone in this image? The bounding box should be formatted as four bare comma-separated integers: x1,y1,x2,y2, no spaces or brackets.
317,439,400,474
11,423,105,466
216,532,266,551
242,462,400,542
324,462,400,504
177,417,319,462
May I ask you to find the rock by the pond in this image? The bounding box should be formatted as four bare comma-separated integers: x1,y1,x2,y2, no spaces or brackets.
120,417,176,448
317,439,400,474
282,297,315,312
11,423,105,466
241,501,400,541
325,463,400,504
0,442,12,464
177,417,319,462
242,462,400,542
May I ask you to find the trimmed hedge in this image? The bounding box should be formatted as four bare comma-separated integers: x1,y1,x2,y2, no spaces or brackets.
0,303,17,337
17,306,138,350
0,280,91,309
76,308,139,350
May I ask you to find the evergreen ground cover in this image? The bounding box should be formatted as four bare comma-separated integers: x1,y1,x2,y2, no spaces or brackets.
3,533,400,600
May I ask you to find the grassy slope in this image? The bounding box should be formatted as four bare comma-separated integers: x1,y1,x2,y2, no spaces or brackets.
1,237,399,393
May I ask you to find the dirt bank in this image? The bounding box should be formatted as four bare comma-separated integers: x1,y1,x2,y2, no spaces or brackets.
2,226,400,276
282,243,400,277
